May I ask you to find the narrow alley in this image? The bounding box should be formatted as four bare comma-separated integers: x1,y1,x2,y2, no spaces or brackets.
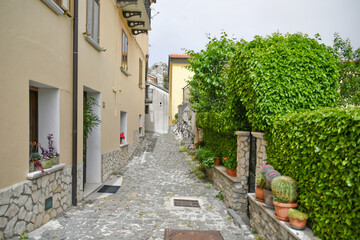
14,134,254,240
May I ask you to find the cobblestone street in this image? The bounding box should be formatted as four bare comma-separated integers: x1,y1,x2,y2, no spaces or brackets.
15,134,254,240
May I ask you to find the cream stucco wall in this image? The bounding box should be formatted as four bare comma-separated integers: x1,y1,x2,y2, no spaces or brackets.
168,61,194,124
0,0,73,188
0,0,147,189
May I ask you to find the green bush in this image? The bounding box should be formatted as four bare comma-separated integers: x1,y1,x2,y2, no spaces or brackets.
223,157,237,170
267,107,360,239
196,147,215,168
228,32,340,131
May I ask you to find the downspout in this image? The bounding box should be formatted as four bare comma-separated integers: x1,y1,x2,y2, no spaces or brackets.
72,0,79,206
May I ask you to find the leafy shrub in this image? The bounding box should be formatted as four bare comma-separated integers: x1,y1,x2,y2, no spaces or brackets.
195,139,205,149
267,106,360,239
196,147,215,168
228,32,340,131
223,157,237,170
288,208,308,221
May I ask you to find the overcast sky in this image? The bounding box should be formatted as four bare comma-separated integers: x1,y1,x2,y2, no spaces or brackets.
148,0,360,67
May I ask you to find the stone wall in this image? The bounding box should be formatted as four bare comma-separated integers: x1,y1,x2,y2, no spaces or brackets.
174,102,195,149
251,132,268,179
102,130,143,182
207,166,248,214
0,163,83,240
248,193,319,240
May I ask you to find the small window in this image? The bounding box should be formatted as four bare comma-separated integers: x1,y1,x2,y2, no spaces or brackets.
87,0,100,43
121,31,128,71
139,59,143,86
145,105,149,114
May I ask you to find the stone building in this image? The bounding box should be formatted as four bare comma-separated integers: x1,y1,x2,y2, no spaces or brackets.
0,0,156,238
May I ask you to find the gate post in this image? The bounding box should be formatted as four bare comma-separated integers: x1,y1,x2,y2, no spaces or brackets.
235,131,250,191
251,132,267,179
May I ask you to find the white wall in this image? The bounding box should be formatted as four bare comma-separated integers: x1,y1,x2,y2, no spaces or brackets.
38,88,60,154
86,91,101,183
145,84,169,134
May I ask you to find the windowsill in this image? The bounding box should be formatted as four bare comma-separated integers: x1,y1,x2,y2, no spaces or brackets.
27,163,66,180
84,35,104,52
120,143,129,148
121,68,131,77
42,0,65,15
138,85,145,89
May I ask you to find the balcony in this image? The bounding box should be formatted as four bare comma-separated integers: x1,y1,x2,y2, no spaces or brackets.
117,0,152,35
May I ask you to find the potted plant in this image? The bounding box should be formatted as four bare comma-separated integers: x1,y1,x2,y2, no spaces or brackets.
223,157,237,177
120,132,125,144
288,208,308,230
40,134,60,168
255,174,265,202
262,165,281,208
139,126,142,134
271,176,298,221
29,142,42,172
214,156,221,166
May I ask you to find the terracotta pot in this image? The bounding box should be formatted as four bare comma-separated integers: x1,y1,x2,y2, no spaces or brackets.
264,189,274,208
214,157,221,166
255,187,265,202
289,217,307,230
273,201,298,221
226,168,237,177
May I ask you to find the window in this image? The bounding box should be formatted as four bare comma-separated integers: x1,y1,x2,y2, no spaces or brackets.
29,87,39,145
120,111,127,145
145,105,149,114
121,31,128,71
139,59,143,86
87,0,100,43
42,0,73,16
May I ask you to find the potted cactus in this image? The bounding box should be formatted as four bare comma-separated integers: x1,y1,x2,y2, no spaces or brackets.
288,208,308,230
255,174,265,202
261,165,281,208
271,176,298,221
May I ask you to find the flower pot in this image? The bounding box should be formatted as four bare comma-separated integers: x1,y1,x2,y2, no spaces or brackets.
264,189,274,208
50,157,59,165
255,187,265,202
273,201,298,221
214,157,221,166
226,168,237,177
289,217,307,230
40,158,53,169
29,161,35,172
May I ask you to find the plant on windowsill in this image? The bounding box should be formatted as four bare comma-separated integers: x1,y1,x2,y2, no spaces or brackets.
223,157,237,177
29,142,47,173
120,132,125,144
40,134,60,169
139,126,142,134
271,176,298,221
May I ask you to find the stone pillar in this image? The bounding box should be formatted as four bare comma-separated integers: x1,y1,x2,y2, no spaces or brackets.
251,132,267,179
235,131,250,192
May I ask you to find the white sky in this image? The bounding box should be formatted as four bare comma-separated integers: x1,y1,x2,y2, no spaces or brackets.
148,0,360,66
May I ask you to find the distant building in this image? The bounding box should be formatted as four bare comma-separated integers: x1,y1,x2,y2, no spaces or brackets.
168,54,194,125
145,77,169,133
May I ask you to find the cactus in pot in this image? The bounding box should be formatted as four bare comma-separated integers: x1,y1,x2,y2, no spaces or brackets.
271,176,298,221
255,174,266,202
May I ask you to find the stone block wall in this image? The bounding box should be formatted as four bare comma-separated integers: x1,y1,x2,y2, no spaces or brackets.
174,102,195,149
207,166,248,214
102,130,143,182
0,164,83,240
248,193,319,240
251,132,268,178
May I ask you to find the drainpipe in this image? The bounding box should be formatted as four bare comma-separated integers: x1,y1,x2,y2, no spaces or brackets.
72,0,79,206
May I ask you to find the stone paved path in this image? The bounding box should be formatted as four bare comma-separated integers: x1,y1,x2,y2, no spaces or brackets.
15,133,255,240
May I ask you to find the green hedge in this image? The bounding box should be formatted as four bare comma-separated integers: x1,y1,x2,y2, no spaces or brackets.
266,107,360,240
228,32,340,131
202,128,237,160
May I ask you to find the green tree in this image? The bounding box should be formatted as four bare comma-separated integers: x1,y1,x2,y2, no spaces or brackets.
185,32,239,113
333,33,360,106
